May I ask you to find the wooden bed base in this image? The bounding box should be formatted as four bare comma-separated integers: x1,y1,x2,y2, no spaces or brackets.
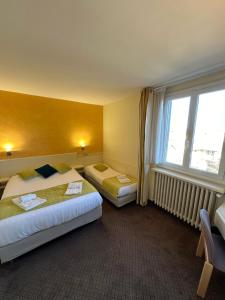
0,206,102,264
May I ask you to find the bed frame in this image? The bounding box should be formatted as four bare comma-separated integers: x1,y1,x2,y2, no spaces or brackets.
85,174,136,207
0,206,102,264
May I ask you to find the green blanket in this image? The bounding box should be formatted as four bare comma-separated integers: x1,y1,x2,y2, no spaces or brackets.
102,176,137,198
0,179,96,221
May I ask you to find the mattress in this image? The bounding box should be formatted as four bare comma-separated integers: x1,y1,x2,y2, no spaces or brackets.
214,203,225,240
0,169,102,247
84,164,137,197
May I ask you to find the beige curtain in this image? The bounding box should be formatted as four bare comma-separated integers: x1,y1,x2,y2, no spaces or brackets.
150,87,167,164
137,88,152,206
137,87,166,206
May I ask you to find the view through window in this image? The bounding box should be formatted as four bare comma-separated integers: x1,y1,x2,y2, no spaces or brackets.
166,97,190,165
164,87,225,178
190,89,225,174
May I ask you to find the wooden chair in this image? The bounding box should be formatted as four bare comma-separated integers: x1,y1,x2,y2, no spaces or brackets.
196,209,225,298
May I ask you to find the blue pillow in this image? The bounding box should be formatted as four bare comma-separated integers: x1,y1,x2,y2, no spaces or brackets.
35,164,57,179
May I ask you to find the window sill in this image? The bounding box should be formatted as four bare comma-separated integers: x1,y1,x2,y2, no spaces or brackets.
151,166,225,194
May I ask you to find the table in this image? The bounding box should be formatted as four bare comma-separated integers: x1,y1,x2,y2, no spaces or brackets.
73,164,84,176
214,203,225,240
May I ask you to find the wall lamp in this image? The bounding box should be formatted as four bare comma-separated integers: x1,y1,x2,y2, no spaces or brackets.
4,144,13,156
80,141,86,151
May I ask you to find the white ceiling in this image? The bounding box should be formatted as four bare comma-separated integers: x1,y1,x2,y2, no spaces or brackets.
0,0,225,105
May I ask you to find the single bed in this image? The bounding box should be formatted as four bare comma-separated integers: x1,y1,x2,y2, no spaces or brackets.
0,169,102,263
84,164,137,207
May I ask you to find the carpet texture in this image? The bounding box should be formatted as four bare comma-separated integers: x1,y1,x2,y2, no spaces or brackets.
0,201,224,300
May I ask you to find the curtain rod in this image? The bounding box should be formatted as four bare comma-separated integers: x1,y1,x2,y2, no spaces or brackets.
152,63,225,91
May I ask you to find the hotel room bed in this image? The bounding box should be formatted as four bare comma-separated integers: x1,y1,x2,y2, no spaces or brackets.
0,169,102,263
84,164,137,207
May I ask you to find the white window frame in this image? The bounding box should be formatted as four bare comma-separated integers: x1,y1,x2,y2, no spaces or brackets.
159,81,225,184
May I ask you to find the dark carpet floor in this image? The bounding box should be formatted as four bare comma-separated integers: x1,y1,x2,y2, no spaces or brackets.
0,201,224,300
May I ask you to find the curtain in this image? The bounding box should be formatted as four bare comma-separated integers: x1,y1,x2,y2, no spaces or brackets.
137,88,152,206
150,87,167,164
137,87,166,206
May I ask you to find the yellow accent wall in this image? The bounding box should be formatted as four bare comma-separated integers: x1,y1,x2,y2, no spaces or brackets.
0,90,103,159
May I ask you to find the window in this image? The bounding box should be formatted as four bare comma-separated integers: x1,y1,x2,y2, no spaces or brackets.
163,86,225,181
166,97,190,165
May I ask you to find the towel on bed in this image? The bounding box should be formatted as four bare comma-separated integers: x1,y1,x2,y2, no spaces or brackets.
0,179,96,221
65,182,83,195
13,197,46,211
102,176,137,197
117,175,131,183
20,193,37,203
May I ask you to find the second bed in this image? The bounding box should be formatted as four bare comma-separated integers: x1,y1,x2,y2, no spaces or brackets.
84,164,137,207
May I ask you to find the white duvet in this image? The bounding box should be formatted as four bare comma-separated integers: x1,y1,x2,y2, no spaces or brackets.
0,169,102,247
84,164,137,197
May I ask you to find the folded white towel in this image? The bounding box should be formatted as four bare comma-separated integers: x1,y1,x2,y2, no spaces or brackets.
117,175,131,183
65,182,83,195
13,197,46,211
20,193,37,203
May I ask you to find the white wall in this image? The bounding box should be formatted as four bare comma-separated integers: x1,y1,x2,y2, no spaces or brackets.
103,90,140,177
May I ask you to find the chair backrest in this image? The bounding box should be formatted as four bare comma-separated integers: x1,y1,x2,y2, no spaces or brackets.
199,209,214,263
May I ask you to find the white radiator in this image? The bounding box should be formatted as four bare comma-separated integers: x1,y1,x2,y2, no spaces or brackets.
152,172,216,228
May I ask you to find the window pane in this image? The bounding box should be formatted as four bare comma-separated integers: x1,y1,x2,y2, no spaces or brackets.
166,97,190,165
190,89,225,174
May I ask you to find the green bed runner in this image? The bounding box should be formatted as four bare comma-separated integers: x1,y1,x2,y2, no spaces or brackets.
102,176,137,198
0,179,96,221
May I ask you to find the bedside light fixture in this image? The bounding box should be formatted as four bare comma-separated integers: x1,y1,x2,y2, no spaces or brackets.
4,143,13,156
80,140,86,151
